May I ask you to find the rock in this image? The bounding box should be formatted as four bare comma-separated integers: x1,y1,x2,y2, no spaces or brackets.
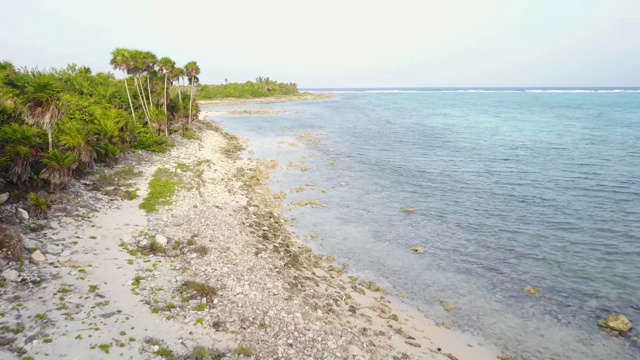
524,285,541,297
0,336,16,346
631,336,638,342
15,208,29,222
410,247,423,254
138,240,148,248
47,246,62,255
0,192,8,205
402,208,417,213
30,250,45,263
405,340,421,348
441,301,455,312
598,313,632,333
155,234,168,246
1,269,19,282
120,234,135,245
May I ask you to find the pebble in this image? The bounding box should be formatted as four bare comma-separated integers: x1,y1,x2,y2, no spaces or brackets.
30,250,45,263
121,234,135,244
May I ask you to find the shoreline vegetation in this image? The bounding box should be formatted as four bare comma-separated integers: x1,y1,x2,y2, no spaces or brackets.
0,53,505,359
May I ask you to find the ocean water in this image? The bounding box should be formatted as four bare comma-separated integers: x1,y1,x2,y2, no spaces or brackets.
208,89,640,360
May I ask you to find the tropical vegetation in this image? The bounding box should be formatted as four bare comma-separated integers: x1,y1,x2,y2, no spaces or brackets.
0,49,201,194
196,76,299,99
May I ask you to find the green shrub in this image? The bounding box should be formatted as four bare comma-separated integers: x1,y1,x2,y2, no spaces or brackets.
134,124,170,153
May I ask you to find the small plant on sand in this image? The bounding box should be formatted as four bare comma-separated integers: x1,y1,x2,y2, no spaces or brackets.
193,303,206,311
233,346,252,357
192,244,210,256
155,347,174,358
194,318,204,326
28,192,50,218
149,240,166,255
177,281,217,301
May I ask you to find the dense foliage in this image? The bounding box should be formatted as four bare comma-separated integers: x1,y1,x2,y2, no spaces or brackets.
0,49,201,193
196,76,298,99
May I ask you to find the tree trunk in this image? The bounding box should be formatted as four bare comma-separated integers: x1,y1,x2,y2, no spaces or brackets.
134,76,150,124
163,74,168,115
147,75,154,110
164,73,169,136
188,77,194,126
47,127,53,152
177,79,182,104
123,72,137,126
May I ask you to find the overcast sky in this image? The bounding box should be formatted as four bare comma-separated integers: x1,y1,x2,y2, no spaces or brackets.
1,0,639,88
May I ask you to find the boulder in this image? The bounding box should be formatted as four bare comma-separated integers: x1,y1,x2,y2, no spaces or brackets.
410,246,424,254
0,192,9,205
1,269,19,282
30,250,45,263
598,313,632,333
15,208,28,222
155,234,168,246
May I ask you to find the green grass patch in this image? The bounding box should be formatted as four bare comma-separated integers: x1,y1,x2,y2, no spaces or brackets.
139,168,181,213
233,346,253,357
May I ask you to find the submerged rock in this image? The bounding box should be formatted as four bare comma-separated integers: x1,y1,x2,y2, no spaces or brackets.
441,301,455,313
524,285,541,297
402,208,417,213
598,313,632,333
410,247,424,254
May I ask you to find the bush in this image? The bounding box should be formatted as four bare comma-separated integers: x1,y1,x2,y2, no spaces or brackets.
134,124,170,153
28,192,50,218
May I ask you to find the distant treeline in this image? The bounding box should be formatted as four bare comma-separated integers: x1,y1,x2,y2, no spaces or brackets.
196,76,299,99
0,48,201,195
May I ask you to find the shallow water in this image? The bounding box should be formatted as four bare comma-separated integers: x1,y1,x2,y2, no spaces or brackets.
209,90,640,360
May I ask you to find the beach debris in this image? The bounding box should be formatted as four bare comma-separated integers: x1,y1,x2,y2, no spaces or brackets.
248,150,255,154
310,233,319,239
441,300,455,313
305,182,315,187
631,336,638,342
402,208,417,213
15,208,29,222
598,313,632,333
0,192,8,205
524,285,541,297
410,246,424,254
30,250,45,263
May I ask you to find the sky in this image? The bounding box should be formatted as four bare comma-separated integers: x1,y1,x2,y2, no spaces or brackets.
1,0,639,88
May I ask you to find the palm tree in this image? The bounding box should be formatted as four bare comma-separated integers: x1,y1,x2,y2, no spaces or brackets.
109,48,137,126
172,67,185,104
57,119,95,174
142,51,157,110
21,73,64,151
40,150,74,192
184,61,200,125
129,50,151,123
157,57,175,115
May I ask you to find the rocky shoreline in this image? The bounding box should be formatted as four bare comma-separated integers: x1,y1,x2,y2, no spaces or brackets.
0,115,502,359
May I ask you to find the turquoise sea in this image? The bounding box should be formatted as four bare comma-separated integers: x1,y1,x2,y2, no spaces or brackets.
208,89,640,360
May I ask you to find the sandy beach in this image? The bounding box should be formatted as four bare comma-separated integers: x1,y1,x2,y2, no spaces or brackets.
0,99,504,359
